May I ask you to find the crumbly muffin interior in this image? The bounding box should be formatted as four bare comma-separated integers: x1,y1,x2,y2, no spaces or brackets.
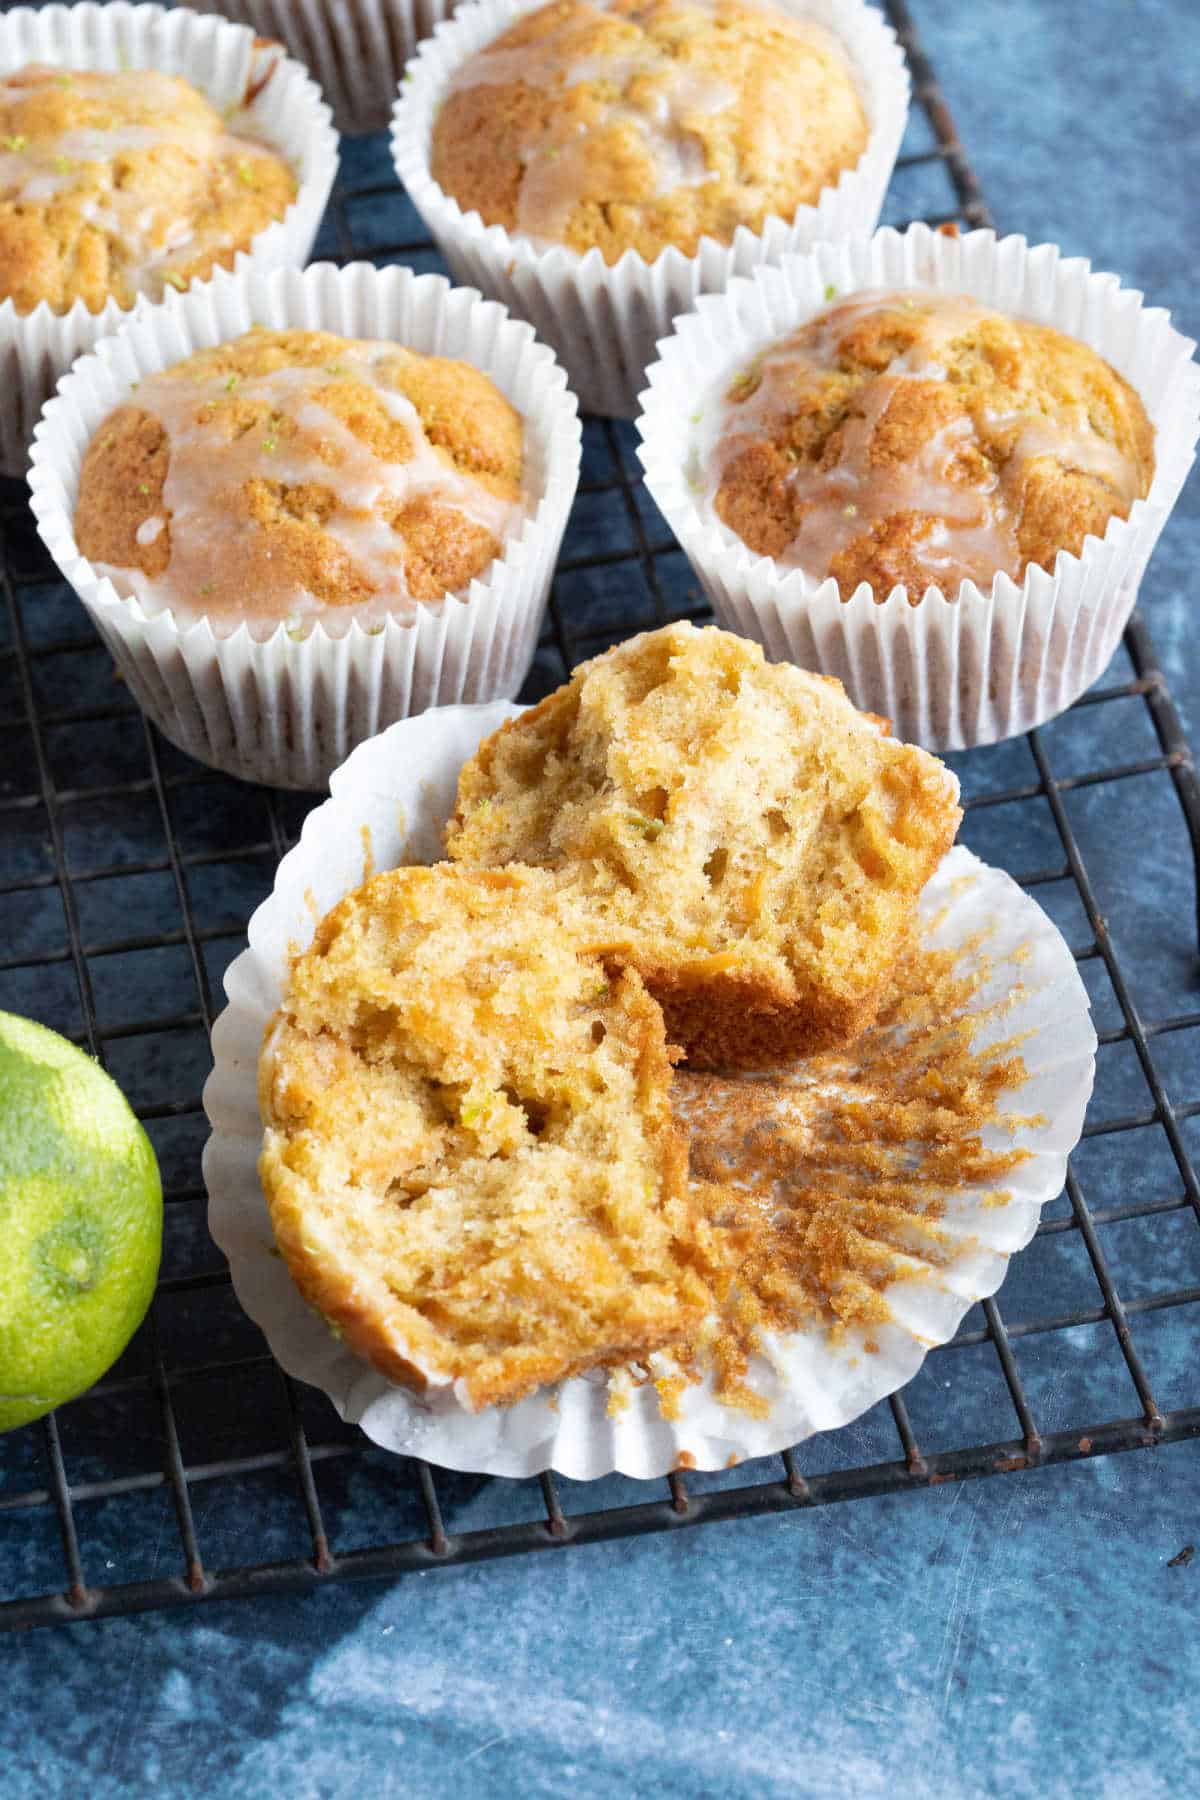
430,0,868,265
0,64,296,315
259,865,711,1409
447,623,961,1053
705,288,1156,598
73,327,526,636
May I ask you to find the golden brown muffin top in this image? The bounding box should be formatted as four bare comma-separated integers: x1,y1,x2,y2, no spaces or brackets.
73,328,527,637
704,288,1156,599
430,0,868,264
0,64,296,315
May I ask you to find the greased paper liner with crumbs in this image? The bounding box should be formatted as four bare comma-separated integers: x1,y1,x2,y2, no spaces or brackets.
0,1,340,476
27,261,582,788
202,701,1096,1481
390,0,910,419
188,0,459,134
637,224,1200,750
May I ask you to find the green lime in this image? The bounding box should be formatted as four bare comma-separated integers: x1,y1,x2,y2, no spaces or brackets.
0,1010,162,1433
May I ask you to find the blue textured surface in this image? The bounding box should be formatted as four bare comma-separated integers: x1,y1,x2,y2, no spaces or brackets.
2,1,1200,1793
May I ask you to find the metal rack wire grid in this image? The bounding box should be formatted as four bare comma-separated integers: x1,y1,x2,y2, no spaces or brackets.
3,0,1200,1632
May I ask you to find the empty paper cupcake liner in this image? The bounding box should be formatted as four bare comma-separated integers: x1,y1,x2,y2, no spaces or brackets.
27,262,582,788
188,0,459,134
637,223,1200,749
203,701,1096,1480
391,0,909,417
0,1,339,476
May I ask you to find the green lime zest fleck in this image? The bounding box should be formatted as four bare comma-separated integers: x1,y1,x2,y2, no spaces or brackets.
56,71,74,89
53,154,73,175
823,282,838,301
727,354,764,403
624,811,663,839
163,270,187,291
237,159,255,185
224,373,240,392
3,134,27,153
136,483,150,495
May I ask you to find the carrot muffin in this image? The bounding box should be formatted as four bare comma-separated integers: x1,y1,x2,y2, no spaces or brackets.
74,327,528,638
0,64,296,314
259,863,713,1409
705,288,1156,598
447,622,961,1067
429,0,868,264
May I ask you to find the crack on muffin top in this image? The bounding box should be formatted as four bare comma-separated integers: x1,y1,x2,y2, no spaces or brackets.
73,327,527,637
430,0,868,264
0,65,296,314
702,288,1156,599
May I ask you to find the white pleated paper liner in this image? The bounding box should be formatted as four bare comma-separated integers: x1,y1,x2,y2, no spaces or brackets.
0,2,339,477
188,0,459,134
27,262,582,789
390,0,909,418
202,700,1097,1480
637,223,1200,750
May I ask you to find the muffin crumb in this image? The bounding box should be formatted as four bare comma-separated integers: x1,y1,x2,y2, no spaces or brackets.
74,328,526,636
447,621,961,1067
259,863,713,1410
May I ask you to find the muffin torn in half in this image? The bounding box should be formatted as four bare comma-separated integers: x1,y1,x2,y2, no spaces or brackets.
258,864,710,1409
447,623,962,1067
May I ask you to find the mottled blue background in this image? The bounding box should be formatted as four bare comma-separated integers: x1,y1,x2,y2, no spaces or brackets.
3,2,1200,1794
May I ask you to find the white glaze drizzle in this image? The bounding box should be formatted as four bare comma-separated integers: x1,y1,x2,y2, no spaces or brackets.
447,1,833,246
93,339,526,639
703,289,1144,589
0,66,287,300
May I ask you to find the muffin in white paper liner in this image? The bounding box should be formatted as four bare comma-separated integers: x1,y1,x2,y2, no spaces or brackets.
202,700,1096,1480
28,261,582,789
0,2,339,475
390,0,909,418
188,0,459,134
637,223,1200,750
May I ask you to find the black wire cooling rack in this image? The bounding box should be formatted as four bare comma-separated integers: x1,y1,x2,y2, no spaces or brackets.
3,0,1200,1632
